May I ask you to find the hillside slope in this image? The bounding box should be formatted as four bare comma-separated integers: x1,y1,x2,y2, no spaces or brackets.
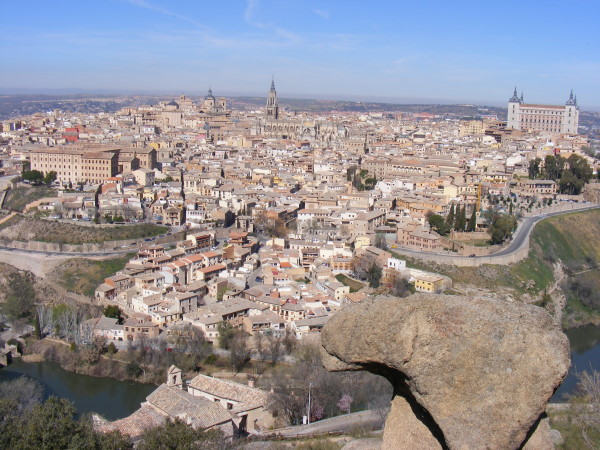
399,209,600,328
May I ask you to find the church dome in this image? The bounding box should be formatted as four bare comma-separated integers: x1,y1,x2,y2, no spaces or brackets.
205,88,215,100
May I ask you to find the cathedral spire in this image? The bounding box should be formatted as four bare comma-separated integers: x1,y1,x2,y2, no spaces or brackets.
266,77,279,120
566,89,577,106
509,86,521,103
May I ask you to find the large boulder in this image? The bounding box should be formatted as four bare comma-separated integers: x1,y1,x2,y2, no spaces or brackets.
321,294,570,450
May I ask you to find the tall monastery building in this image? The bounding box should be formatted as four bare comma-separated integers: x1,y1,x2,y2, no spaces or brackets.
507,88,579,134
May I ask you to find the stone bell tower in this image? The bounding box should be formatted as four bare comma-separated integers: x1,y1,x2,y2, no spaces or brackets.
167,365,183,389
266,77,279,120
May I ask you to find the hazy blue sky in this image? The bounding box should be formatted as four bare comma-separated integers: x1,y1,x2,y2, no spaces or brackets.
2,0,599,108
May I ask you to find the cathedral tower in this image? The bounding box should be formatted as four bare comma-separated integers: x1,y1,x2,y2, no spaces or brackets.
266,78,279,120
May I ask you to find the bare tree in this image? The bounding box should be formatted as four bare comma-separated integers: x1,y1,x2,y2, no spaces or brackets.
230,331,251,375
266,333,284,365
36,304,54,337
253,332,268,378
570,369,600,448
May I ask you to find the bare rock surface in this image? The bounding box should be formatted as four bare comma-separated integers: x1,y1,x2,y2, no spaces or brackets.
321,294,570,450
341,438,382,450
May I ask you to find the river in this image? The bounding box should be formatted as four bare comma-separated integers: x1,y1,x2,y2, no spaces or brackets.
0,359,156,420
551,324,600,402
0,325,598,415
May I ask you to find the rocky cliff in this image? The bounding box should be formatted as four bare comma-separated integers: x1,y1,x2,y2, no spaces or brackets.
321,294,570,449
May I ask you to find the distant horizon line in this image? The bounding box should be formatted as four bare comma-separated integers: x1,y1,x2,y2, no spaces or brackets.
1,87,598,111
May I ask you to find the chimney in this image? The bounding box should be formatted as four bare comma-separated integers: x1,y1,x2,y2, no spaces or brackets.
248,378,255,388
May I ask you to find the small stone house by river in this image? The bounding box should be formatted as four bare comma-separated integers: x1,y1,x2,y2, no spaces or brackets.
94,366,274,440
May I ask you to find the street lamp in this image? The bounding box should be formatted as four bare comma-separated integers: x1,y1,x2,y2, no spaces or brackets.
307,382,312,425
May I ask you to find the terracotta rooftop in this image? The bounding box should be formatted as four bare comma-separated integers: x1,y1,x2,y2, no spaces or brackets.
188,374,269,413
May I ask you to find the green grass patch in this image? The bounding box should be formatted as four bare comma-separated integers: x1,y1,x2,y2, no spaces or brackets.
56,254,135,297
508,246,554,294
0,214,167,244
3,186,58,212
335,274,365,293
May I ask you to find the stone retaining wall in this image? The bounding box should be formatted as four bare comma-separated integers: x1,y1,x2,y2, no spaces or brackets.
394,233,529,267
0,229,187,254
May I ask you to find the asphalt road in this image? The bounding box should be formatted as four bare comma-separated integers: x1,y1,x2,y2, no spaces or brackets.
270,409,384,437
397,204,600,261
486,204,599,259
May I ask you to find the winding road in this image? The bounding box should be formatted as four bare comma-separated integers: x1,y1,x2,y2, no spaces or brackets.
395,204,600,263
0,204,598,276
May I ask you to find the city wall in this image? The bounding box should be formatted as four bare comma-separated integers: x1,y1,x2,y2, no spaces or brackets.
0,230,187,254
394,234,529,267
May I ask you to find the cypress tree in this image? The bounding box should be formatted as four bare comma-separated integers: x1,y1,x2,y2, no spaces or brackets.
455,205,467,231
467,207,477,232
446,204,455,226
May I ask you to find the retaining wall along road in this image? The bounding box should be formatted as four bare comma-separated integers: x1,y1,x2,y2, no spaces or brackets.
0,230,187,254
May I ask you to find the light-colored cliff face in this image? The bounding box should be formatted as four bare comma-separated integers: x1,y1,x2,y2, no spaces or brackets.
321,294,570,450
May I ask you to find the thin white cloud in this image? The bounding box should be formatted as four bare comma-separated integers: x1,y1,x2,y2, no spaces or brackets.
119,0,207,30
313,9,329,19
243,0,300,43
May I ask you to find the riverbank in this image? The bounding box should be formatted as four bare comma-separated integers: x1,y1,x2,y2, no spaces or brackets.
0,358,155,420
21,337,271,387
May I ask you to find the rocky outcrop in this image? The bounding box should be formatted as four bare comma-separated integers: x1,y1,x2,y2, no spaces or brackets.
321,294,570,450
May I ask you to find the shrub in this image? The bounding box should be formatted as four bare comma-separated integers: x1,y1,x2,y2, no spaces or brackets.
204,354,217,365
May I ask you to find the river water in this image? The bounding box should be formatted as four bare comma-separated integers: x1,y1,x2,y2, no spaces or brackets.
0,325,598,415
0,359,156,420
551,324,600,402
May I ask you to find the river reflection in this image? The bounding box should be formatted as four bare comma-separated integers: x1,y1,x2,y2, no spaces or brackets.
2,327,598,413
0,359,156,420
552,324,600,402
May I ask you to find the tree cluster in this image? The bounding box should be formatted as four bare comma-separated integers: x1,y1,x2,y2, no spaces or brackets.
253,330,296,377
254,211,288,238
528,154,593,195
269,343,392,426
137,418,227,450
389,275,415,298
0,392,129,450
348,167,377,191
427,204,477,237
0,377,226,449
103,305,124,324
485,211,517,245
124,325,213,380
559,369,600,448
22,169,57,185
2,271,37,326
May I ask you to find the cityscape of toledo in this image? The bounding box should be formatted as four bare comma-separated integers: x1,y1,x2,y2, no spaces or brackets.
0,1,599,449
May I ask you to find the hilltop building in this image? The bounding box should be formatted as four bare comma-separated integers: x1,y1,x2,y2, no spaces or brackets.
254,79,347,141
506,88,579,134
29,146,120,185
200,88,229,116
266,78,279,120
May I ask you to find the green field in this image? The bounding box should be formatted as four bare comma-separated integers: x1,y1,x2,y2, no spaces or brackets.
393,209,600,327
3,186,58,212
57,254,135,297
335,274,365,293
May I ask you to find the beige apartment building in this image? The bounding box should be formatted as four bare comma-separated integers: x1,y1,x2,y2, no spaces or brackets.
29,146,119,184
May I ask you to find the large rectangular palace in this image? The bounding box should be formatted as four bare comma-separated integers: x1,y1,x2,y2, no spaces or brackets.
506,88,579,134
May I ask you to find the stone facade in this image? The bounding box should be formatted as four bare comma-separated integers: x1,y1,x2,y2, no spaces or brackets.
507,88,579,134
